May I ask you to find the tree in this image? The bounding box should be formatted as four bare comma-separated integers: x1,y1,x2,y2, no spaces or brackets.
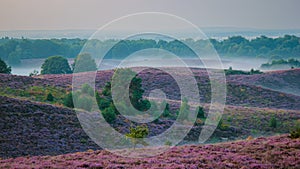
101,105,116,123
0,58,11,74
125,125,149,149
63,92,74,108
46,93,54,101
41,56,72,74
196,106,205,118
72,53,97,73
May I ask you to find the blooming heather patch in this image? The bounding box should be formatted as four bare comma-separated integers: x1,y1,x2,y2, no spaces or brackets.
0,135,299,169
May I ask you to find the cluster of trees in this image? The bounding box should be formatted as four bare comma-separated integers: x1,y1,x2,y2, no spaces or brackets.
225,67,263,75
261,58,300,69
1,35,300,66
210,35,300,58
0,38,86,66
40,53,97,75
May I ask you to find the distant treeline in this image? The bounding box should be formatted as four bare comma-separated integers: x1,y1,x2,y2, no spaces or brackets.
0,35,300,66
261,58,300,69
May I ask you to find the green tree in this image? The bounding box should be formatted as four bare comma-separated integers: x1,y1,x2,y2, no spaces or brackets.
63,92,74,108
102,105,117,123
72,53,97,73
125,125,149,149
41,56,72,74
0,58,11,74
196,106,205,119
46,93,54,101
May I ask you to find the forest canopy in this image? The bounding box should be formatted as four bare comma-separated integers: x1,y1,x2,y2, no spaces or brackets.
0,35,299,66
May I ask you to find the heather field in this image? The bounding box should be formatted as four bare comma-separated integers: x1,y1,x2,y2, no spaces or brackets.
1,135,299,169
0,67,300,168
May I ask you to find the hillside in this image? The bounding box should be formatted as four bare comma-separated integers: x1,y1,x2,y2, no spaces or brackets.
1,68,300,110
0,67,299,163
227,68,300,96
1,135,299,169
1,95,299,159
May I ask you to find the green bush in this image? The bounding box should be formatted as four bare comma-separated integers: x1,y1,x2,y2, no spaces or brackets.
102,106,116,123
125,125,149,149
162,102,171,117
63,92,74,108
46,93,54,101
196,106,205,118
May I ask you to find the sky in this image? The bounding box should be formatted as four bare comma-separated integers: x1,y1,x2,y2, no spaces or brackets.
0,0,299,30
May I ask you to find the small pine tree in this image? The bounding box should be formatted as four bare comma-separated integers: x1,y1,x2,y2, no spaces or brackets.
196,106,205,118
46,93,54,101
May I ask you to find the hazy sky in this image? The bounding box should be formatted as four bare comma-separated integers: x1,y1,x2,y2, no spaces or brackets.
0,0,299,30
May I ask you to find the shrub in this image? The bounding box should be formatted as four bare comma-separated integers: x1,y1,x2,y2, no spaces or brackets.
125,125,149,149
63,92,74,108
162,102,171,117
46,93,54,101
196,106,205,118
102,106,116,123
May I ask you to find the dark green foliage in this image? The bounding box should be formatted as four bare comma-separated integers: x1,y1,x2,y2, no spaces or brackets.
46,93,54,101
101,105,116,123
63,92,74,108
72,53,97,73
96,68,150,123
225,68,262,75
261,58,300,69
0,58,11,74
269,116,277,128
1,35,300,63
196,106,205,118
162,102,171,117
41,56,72,74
